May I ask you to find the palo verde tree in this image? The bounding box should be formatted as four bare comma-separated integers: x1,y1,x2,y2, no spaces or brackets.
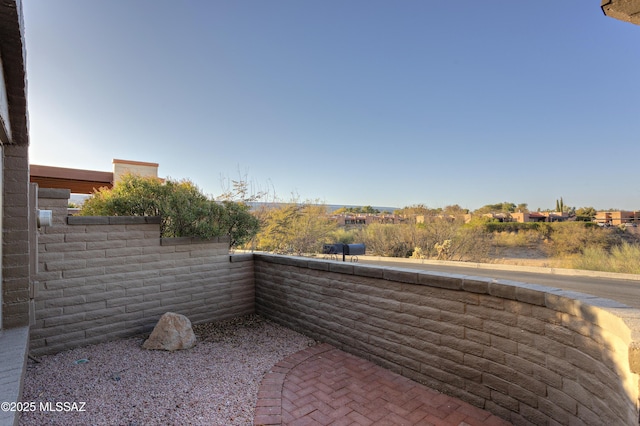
334,205,380,214
254,201,337,254
215,176,262,248
394,204,440,217
576,206,597,221
80,174,259,247
473,202,517,215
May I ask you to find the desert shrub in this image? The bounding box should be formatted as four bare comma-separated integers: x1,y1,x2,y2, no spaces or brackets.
543,222,621,257
254,203,337,255
572,242,640,274
389,218,492,261
355,223,412,257
608,243,640,273
329,228,357,245
493,230,544,247
447,225,492,261
481,221,551,235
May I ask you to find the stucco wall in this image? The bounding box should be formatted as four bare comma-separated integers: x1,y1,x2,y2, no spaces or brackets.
254,254,640,425
30,189,254,355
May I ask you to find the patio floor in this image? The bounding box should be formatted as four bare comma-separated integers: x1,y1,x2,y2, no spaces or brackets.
254,343,511,426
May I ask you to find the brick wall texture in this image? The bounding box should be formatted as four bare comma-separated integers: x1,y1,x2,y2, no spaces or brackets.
254,254,640,425
31,191,254,356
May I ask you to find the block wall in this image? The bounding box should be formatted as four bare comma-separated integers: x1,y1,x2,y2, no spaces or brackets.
30,190,254,355
254,254,640,425
2,143,31,328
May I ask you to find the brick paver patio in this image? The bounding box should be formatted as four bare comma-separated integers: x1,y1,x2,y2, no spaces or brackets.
254,343,511,426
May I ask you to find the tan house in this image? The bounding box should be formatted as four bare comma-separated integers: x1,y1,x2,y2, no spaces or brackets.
510,212,570,223
331,213,402,227
414,214,471,224
594,211,639,226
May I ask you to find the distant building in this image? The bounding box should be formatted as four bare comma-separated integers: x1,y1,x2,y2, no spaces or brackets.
112,159,159,184
330,213,403,227
594,211,639,226
510,212,570,223
416,214,472,224
30,159,159,194
482,213,512,223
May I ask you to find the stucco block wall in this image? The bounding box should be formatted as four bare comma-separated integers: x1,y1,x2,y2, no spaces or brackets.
30,190,254,355
254,254,640,425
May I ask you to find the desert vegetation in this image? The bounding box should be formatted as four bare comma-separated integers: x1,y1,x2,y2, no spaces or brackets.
246,202,640,274
572,243,640,274
79,174,260,248
79,180,639,274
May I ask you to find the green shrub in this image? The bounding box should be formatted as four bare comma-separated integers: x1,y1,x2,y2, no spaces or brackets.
80,174,259,247
481,221,551,235
330,228,357,245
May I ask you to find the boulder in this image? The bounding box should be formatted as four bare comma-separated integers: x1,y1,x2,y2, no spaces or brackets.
142,312,197,351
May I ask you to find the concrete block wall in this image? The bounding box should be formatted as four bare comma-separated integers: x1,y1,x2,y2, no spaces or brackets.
2,143,32,329
254,254,640,425
30,190,254,355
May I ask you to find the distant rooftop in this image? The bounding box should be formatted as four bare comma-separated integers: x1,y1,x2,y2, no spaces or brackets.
601,0,640,26
30,159,159,194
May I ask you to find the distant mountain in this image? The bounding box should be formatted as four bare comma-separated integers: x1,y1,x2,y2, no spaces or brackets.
325,204,399,214
248,202,399,214
70,197,399,214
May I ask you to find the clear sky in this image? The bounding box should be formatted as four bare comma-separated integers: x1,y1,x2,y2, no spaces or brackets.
22,1,640,211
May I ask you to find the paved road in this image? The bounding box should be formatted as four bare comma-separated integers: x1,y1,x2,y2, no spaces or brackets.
357,257,640,310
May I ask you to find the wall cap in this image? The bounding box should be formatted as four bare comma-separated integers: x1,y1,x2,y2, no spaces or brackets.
67,216,162,225
161,235,230,246
37,188,70,199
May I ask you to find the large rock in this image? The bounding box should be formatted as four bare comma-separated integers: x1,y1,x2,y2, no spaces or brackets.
142,312,197,351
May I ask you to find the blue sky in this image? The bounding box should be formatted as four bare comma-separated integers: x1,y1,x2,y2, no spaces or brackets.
23,1,640,211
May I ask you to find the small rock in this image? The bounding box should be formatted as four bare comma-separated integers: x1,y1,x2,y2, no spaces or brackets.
142,312,197,351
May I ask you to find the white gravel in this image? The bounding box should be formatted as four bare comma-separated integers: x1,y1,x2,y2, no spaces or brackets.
20,315,314,426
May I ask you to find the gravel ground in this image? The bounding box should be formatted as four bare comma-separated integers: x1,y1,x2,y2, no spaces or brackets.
20,315,314,426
